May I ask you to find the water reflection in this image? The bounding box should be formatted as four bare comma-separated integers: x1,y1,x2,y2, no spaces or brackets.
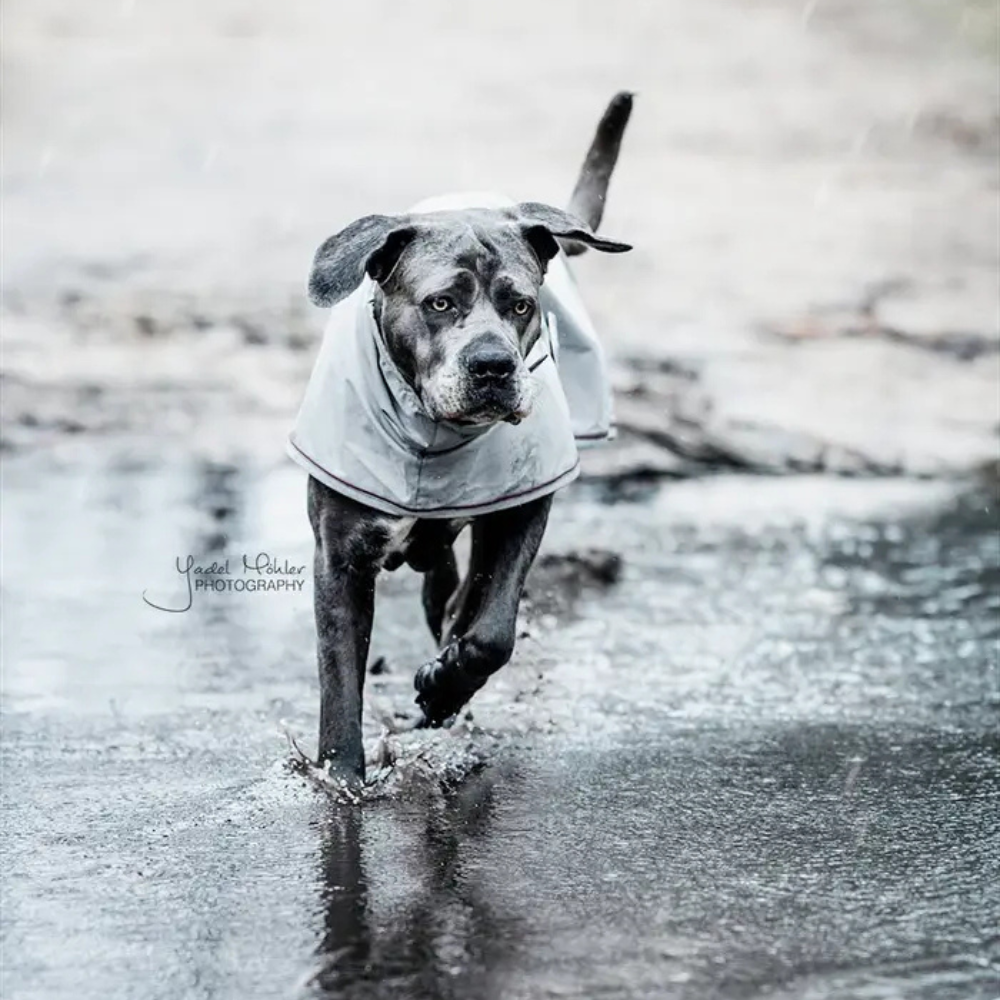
309,771,523,1000
298,719,1000,1000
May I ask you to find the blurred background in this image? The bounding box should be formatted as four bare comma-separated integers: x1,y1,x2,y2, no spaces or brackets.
3,0,998,472
2,4,999,999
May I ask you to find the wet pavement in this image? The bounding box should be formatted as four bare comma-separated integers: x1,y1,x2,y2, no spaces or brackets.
2,446,997,999
4,1,998,996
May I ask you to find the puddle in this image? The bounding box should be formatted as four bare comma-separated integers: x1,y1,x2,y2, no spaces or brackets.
2,445,997,998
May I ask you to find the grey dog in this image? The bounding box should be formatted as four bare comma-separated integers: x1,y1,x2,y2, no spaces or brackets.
303,93,633,784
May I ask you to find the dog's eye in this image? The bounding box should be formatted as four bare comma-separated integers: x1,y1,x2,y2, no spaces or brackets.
512,299,533,317
428,296,453,313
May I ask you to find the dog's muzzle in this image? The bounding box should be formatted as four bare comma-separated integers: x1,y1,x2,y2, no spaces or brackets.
428,343,534,426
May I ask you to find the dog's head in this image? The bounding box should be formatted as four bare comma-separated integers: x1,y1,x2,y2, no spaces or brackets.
308,204,630,426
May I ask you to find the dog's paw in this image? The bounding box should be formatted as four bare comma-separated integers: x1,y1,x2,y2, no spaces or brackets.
414,655,444,695
414,705,458,730
414,658,452,728
414,654,470,729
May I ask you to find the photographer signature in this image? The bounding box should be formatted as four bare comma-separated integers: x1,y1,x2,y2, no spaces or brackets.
142,553,306,613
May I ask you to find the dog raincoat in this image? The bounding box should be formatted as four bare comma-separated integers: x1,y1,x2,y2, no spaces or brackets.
287,193,613,519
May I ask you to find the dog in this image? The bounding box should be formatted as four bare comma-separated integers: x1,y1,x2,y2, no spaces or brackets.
291,93,633,784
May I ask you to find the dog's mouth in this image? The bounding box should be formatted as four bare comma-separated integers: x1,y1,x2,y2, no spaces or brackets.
428,379,535,428
448,409,525,428
444,402,528,428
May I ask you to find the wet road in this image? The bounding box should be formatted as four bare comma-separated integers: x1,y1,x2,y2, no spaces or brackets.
2,446,998,999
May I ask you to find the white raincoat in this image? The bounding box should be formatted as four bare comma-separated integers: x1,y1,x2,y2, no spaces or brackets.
287,193,613,519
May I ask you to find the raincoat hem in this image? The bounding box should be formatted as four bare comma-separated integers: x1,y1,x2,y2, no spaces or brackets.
287,437,580,518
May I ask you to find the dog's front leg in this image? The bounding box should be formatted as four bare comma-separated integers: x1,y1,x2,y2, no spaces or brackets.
308,478,388,784
415,495,552,727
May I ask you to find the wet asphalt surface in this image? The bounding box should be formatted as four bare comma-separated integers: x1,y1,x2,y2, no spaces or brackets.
2,447,998,1000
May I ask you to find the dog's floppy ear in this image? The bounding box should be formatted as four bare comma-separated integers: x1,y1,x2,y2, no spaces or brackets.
513,202,632,267
308,215,417,307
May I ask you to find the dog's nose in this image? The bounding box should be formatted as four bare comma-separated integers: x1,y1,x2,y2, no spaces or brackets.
466,347,517,381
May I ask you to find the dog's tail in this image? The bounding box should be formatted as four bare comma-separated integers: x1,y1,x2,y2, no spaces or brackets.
564,91,634,256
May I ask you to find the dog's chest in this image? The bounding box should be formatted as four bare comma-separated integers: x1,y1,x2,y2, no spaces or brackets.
379,515,470,571
380,517,418,567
